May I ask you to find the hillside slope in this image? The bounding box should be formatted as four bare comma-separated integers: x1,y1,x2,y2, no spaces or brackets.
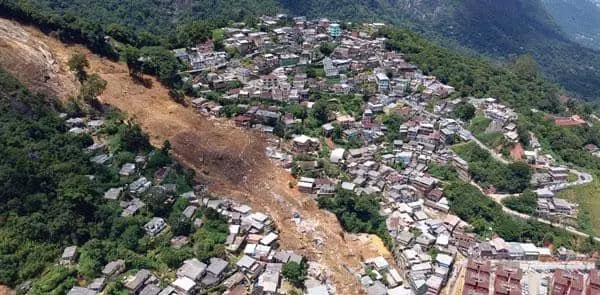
284,0,600,99
0,18,78,100
12,0,600,99
0,18,392,294
20,0,282,34
541,0,600,49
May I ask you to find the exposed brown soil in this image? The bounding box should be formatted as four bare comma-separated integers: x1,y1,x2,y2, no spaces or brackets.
0,20,78,100
0,285,13,295
0,18,396,294
510,143,524,161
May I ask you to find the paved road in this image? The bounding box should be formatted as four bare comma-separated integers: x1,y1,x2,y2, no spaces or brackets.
471,176,600,243
404,97,598,241
547,169,593,191
460,136,597,241
470,134,510,164
501,204,600,242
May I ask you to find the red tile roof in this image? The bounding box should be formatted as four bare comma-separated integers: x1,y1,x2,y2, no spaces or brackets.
587,269,600,295
553,115,586,127
494,264,522,295
553,269,584,295
463,259,491,295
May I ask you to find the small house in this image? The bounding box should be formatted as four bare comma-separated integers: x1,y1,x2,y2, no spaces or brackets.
139,284,161,295
119,163,136,176
172,277,196,295
103,187,123,200
182,206,198,219
60,246,78,265
124,269,151,293
87,278,106,292
177,258,207,281
330,148,346,164
67,287,97,295
102,260,125,277
256,269,280,294
292,135,320,153
144,217,167,236
202,257,228,286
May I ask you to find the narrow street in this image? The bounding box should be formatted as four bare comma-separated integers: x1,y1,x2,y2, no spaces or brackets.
449,124,597,242
470,173,600,242
470,135,509,164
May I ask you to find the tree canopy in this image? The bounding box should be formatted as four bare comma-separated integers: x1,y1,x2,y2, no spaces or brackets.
0,69,227,288
318,189,393,249
444,181,599,253
452,142,531,193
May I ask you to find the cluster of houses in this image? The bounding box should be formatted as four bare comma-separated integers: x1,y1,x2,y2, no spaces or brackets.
392,215,461,295
53,113,336,295
467,98,519,143
531,166,570,186
535,189,579,221
469,238,553,261
162,14,599,295
275,110,477,295
461,259,522,295
529,167,580,221
63,193,331,295
171,13,458,139
358,256,408,295
137,197,318,295
64,115,106,135
65,258,127,295
63,183,329,295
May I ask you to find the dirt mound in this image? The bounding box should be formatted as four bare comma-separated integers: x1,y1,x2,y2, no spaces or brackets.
0,18,398,294
171,129,263,187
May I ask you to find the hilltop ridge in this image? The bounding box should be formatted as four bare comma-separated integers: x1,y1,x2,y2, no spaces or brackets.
8,0,600,99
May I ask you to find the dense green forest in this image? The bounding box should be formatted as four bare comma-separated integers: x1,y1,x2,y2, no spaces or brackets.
444,181,599,253
11,0,280,36
0,69,227,289
541,0,600,49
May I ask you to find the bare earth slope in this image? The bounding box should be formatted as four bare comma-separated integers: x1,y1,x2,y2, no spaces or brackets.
0,21,78,100
0,18,395,294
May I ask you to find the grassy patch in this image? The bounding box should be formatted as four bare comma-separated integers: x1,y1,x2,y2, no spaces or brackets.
469,115,491,136
326,77,341,85
557,176,600,235
476,132,505,148
568,172,578,182
428,163,459,181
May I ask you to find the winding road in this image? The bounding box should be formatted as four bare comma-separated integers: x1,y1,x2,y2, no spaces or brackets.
472,180,600,242
399,96,598,241
464,139,598,242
